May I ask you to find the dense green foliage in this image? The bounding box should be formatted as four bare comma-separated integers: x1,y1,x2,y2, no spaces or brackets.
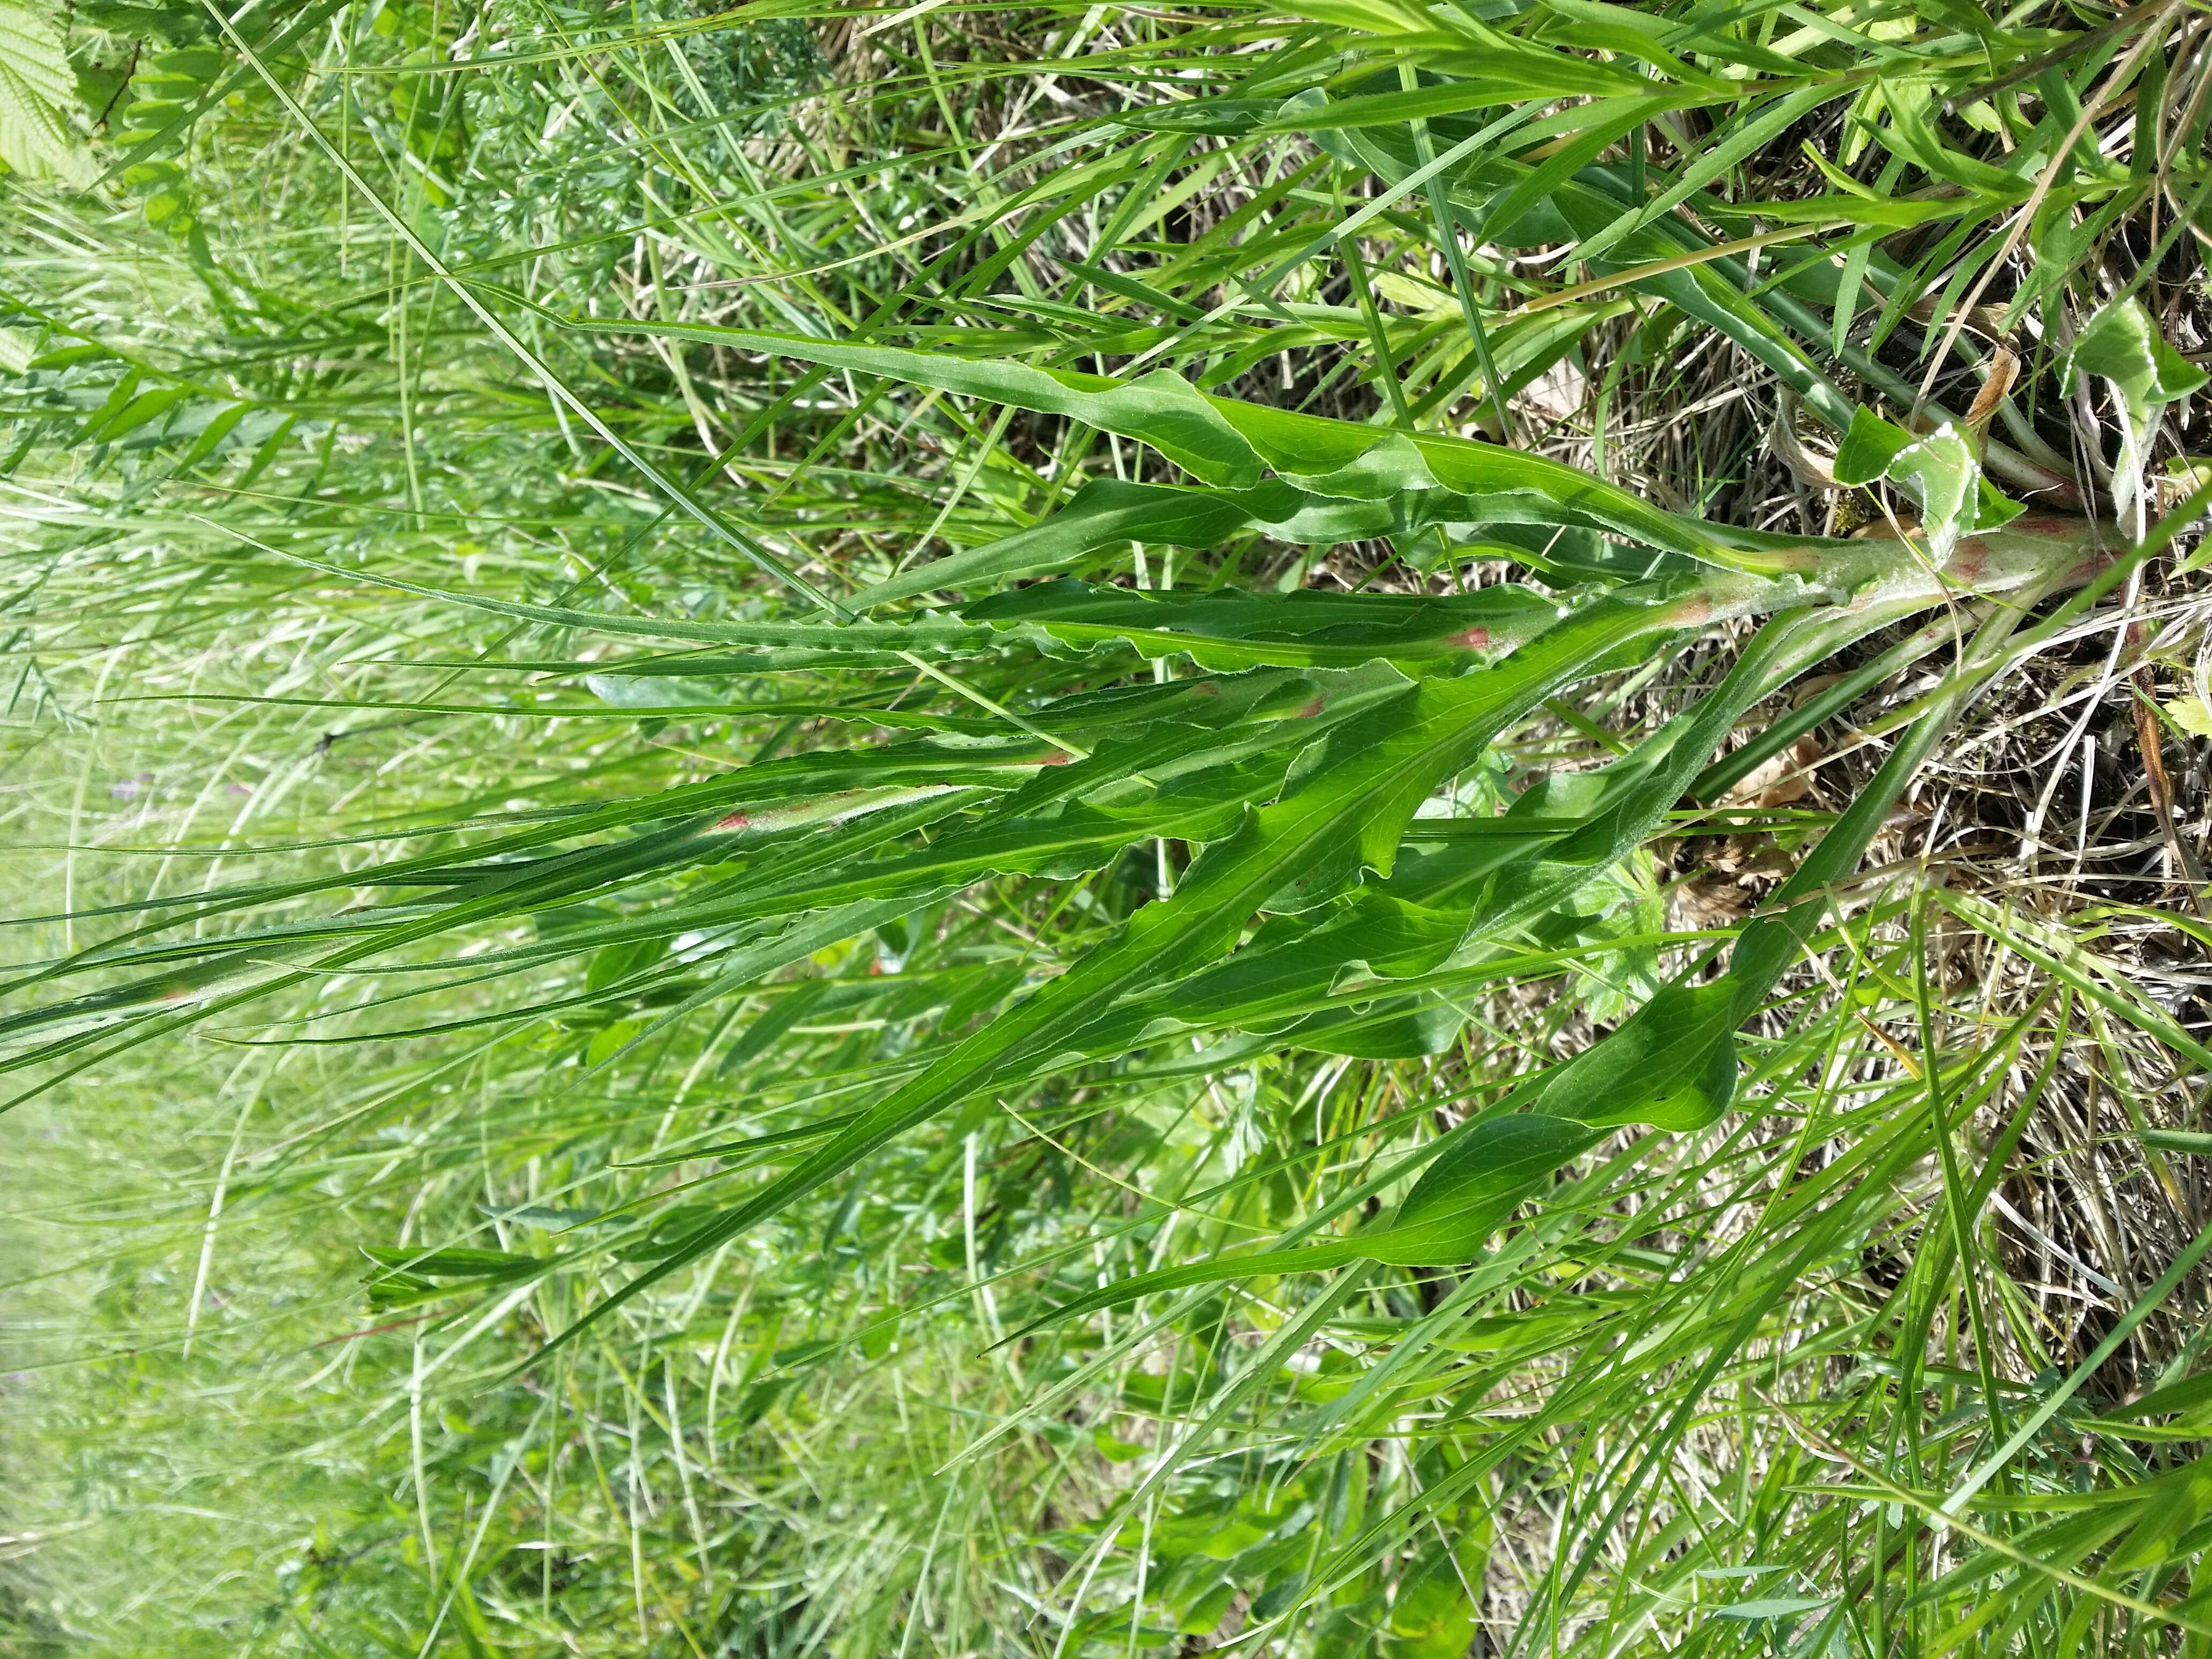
7,0,2212,1653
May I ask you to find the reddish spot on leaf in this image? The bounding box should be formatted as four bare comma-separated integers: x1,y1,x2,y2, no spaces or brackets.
2064,547,2114,586
715,811,751,831
1296,695,1326,718
1453,626,1491,651
1669,592,1715,626
1042,750,1075,766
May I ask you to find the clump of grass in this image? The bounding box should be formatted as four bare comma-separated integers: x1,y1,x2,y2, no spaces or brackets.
6,0,2212,1654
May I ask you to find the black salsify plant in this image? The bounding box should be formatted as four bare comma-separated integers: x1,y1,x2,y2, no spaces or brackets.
529,326,2141,1352
0,300,2149,1353
9,0,2199,1364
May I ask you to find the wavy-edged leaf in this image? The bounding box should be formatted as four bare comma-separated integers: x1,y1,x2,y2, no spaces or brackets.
962,579,1557,670
2065,296,2210,528
562,319,1819,573
1833,409,2022,563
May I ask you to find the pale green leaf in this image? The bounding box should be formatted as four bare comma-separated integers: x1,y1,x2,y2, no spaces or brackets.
2067,297,2211,529
0,3,92,186
1832,409,2021,564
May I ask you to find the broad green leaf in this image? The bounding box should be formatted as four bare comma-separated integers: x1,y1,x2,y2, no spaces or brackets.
578,323,1266,488
1045,892,1481,1058
361,1245,539,1280
873,474,1669,612
702,781,1271,922
860,479,1474,609
858,480,1265,606
2065,296,2210,529
962,579,1557,670
1253,72,1646,131
563,319,1819,574
1832,409,2022,564
1872,79,2035,199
